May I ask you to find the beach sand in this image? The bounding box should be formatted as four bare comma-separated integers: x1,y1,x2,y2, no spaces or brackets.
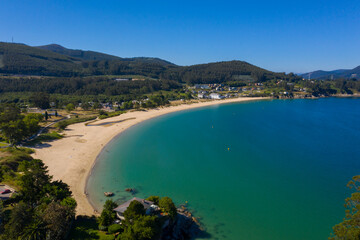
32,97,267,216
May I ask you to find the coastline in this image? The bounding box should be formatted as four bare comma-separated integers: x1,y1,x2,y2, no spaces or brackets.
32,97,268,216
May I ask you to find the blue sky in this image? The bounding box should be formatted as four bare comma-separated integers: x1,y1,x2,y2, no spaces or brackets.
1,0,359,73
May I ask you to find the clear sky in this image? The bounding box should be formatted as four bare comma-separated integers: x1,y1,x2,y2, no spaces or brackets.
1,0,359,73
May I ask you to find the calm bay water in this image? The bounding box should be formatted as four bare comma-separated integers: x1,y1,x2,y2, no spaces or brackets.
87,98,360,240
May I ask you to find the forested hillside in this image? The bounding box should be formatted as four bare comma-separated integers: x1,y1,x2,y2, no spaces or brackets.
37,44,175,66
36,44,122,61
0,42,294,83
0,77,181,96
160,60,291,84
0,42,83,76
0,42,175,77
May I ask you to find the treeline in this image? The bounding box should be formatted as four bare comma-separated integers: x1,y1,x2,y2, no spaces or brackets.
159,61,299,84
302,79,360,96
0,43,300,85
0,42,175,77
0,77,181,96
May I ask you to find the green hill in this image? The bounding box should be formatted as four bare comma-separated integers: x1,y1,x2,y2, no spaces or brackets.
0,42,174,77
0,42,293,83
36,44,175,66
161,60,289,84
36,44,122,61
0,42,83,76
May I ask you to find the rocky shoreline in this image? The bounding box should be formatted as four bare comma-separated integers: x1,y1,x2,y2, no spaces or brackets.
161,204,205,240
275,93,360,99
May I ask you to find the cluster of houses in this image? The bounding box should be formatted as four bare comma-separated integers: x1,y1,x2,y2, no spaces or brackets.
192,83,265,100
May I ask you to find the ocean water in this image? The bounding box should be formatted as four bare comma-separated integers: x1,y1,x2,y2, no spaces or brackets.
87,98,360,240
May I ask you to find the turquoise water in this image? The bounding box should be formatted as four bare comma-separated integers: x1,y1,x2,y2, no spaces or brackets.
87,98,360,240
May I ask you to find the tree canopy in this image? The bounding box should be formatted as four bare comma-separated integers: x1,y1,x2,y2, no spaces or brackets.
330,175,360,240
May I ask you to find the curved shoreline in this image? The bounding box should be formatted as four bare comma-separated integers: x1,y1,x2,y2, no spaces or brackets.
32,97,269,216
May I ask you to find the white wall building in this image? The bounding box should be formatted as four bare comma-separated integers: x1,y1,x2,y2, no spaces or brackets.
209,93,224,99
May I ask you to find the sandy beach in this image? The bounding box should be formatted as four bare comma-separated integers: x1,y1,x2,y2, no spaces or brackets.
32,97,268,216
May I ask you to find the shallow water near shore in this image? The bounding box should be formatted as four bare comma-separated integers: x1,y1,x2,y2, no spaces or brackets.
87,98,360,240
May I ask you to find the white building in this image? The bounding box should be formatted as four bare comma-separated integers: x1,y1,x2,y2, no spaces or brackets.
113,197,158,221
209,93,224,99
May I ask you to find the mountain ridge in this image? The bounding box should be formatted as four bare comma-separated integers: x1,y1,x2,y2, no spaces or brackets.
36,44,176,66
0,42,296,83
300,66,360,80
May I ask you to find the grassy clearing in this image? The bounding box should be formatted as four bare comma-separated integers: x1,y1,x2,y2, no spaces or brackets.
98,111,126,120
25,132,64,146
56,116,98,130
68,216,116,240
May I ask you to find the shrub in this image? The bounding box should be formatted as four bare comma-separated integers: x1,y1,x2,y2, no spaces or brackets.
146,196,160,205
108,224,122,234
159,197,177,219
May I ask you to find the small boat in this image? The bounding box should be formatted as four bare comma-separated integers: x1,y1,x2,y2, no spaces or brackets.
104,192,114,197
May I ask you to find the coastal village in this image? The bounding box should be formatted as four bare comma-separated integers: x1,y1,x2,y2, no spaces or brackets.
7,80,321,118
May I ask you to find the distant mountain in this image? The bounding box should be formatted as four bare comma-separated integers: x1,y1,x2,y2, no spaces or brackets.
300,66,360,80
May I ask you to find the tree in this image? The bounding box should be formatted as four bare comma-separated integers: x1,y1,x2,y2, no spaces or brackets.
44,111,48,121
23,113,43,136
65,103,75,112
31,92,50,109
42,202,75,240
159,197,177,219
0,107,42,146
4,202,34,239
21,217,46,240
19,159,51,204
60,197,77,210
55,110,58,117
146,196,160,205
108,224,122,234
330,175,360,239
98,200,118,228
0,119,27,145
119,215,160,240
43,180,72,202
92,102,101,110
81,102,91,111
123,200,145,224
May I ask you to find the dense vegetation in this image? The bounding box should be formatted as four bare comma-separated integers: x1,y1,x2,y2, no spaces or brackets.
0,148,76,240
160,60,292,84
0,104,44,145
0,76,181,96
95,196,177,240
0,42,175,77
0,104,76,239
0,42,295,83
330,176,360,239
